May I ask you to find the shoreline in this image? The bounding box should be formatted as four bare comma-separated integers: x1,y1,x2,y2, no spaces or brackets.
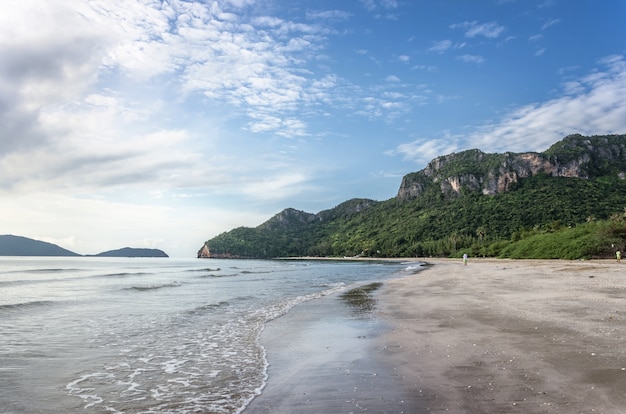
246,258,626,413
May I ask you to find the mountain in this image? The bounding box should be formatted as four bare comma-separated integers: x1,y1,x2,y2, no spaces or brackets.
201,134,626,259
199,198,379,258
94,247,169,258
0,235,80,256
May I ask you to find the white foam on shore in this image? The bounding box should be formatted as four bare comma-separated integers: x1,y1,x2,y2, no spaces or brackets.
400,261,427,273
64,282,357,414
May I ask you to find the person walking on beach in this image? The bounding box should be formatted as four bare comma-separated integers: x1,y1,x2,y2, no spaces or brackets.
617,250,621,263
463,253,468,266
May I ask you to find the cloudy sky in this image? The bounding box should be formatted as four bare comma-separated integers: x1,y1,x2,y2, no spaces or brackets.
1,0,625,257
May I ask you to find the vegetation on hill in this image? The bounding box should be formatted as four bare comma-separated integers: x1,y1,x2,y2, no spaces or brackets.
203,134,626,260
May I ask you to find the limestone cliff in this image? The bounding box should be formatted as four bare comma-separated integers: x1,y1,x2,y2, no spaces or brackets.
397,134,626,201
197,244,210,258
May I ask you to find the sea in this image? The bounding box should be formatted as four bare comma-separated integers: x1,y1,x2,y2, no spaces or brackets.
0,256,417,413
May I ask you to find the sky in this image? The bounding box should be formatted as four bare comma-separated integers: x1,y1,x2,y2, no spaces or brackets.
1,0,625,257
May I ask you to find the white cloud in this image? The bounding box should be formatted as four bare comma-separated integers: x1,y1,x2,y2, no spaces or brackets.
562,81,584,95
457,54,485,64
224,0,256,8
238,171,314,201
381,0,399,8
361,0,376,11
307,10,352,21
429,40,452,53
0,81,221,193
387,138,459,165
0,1,111,155
361,0,398,11
355,92,413,122
542,18,561,30
451,21,505,38
411,64,437,72
538,0,557,8
247,113,308,137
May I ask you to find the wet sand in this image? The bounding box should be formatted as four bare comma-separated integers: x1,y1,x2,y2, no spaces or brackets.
244,283,421,413
246,259,626,413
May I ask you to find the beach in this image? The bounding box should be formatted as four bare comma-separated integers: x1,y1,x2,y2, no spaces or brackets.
246,258,626,413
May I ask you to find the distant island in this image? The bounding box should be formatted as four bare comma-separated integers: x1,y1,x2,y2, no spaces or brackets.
0,235,81,257
92,247,169,258
0,235,169,257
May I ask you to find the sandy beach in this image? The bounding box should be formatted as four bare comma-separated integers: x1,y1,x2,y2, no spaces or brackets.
246,258,626,413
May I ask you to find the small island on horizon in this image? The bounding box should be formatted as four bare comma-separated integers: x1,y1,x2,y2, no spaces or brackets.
90,247,169,258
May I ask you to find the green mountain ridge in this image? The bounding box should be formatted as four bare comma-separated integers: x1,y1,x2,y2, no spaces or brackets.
201,134,626,260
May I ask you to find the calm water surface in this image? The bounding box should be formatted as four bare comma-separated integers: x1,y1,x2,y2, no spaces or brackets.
0,257,413,413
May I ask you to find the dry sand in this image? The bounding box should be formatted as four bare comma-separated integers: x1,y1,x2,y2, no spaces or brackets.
246,258,626,414
377,258,626,413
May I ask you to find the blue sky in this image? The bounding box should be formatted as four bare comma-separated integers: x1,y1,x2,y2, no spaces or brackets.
1,0,625,257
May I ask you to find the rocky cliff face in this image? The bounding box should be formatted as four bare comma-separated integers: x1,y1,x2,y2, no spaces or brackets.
397,134,626,201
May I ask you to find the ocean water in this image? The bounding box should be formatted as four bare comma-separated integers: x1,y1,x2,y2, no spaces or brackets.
0,257,411,413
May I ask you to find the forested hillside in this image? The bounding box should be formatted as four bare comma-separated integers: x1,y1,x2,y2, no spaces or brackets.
201,134,626,259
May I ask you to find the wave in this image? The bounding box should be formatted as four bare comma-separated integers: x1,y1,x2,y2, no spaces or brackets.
185,267,221,273
401,261,428,273
0,279,36,287
0,267,83,276
0,270,153,287
198,273,239,278
0,277,74,287
185,301,231,316
24,268,82,273
96,271,151,278
312,282,346,289
125,281,182,291
252,283,349,326
0,300,54,312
